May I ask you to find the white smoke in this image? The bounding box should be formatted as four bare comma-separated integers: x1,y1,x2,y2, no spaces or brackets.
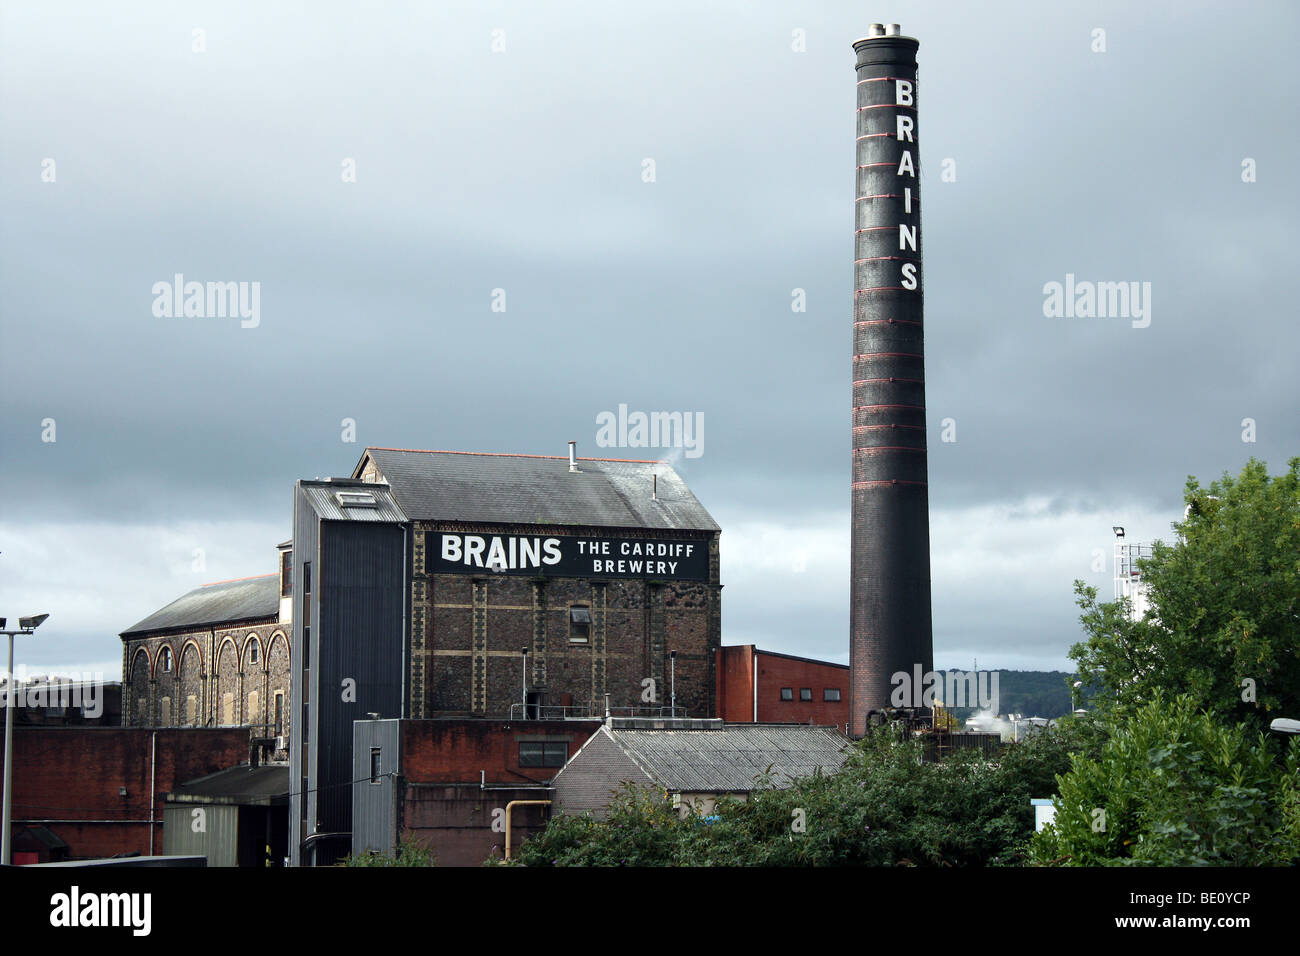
965,709,1015,742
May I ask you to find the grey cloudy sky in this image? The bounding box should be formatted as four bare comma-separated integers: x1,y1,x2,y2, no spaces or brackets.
2,0,1296,678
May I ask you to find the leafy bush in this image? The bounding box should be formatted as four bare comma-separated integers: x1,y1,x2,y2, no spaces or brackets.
512,723,1085,867
1028,692,1300,866
340,838,436,867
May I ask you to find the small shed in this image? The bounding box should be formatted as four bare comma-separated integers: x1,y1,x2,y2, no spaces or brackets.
163,764,289,867
12,825,70,865
552,718,852,817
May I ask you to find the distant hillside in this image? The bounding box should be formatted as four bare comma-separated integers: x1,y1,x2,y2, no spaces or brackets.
940,670,1076,720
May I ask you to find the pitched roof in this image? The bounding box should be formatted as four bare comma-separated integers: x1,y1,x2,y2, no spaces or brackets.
600,721,851,792
121,574,279,637
353,447,718,532
298,480,407,522
166,764,290,806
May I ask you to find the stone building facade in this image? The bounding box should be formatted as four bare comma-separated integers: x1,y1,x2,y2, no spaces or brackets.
120,542,292,745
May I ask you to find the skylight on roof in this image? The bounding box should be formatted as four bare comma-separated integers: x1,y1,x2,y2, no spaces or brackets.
336,491,377,508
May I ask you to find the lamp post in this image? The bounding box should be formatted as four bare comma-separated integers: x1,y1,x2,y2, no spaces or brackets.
2,613,49,865
520,647,529,719
669,650,677,716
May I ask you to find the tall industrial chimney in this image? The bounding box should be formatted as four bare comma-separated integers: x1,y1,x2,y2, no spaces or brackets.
849,24,934,736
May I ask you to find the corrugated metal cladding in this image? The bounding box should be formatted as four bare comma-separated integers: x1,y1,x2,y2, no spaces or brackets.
352,719,401,857
611,724,852,791
299,481,407,523
288,483,318,868
163,804,240,867
313,518,408,865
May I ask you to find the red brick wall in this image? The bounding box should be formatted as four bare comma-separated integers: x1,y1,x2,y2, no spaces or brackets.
716,647,850,728
1,727,249,860
716,645,757,721
400,719,602,785
396,719,603,866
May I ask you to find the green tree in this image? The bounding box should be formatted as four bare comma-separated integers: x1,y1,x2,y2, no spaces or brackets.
1027,692,1300,866
340,838,436,866
1070,457,1300,730
510,723,1088,867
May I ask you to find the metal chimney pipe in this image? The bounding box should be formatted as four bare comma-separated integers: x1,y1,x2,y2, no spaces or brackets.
849,24,933,737
568,440,577,472
652,474,657,499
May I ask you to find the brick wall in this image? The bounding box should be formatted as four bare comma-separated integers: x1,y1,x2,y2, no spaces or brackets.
400,719,602,785
415,522,721,720
391,719,603,865
1,727,250,860
717,646,851,728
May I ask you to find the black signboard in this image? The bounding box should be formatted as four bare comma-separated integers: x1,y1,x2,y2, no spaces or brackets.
430,532,709,581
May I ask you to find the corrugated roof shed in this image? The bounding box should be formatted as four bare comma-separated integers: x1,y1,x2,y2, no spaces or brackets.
298,480,406,522
121,575,279,637
607,723,852,792
353,447,719,532
167,765,290,806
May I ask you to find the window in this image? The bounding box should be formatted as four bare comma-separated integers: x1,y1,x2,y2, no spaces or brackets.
336,491,377,508
780,687,793,701
824,688,842,702
799,688,812,702
159,646,173,673
281,550,292,597
160,697,171,726
370,748,382,783
248,639,259,665
569,606,591,643
519,741,567,768
274,692,284,736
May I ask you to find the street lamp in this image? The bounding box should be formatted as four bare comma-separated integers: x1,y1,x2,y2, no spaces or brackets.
2,613,49,865
669,651,677,716
520,647,529,719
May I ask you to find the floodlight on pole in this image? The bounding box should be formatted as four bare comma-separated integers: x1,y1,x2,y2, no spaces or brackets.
3,613,49,866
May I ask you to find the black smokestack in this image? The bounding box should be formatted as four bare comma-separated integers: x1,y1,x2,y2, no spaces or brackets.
849,23,933,736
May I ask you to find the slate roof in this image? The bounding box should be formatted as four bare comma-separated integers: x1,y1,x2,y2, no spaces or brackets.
602,722,852,792
353,447,719,532
121,574,279,637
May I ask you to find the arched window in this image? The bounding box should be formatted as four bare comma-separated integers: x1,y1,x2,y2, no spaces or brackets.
159,646,173,673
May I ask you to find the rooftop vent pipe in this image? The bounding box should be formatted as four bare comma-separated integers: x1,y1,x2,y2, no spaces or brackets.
568,440,578,472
